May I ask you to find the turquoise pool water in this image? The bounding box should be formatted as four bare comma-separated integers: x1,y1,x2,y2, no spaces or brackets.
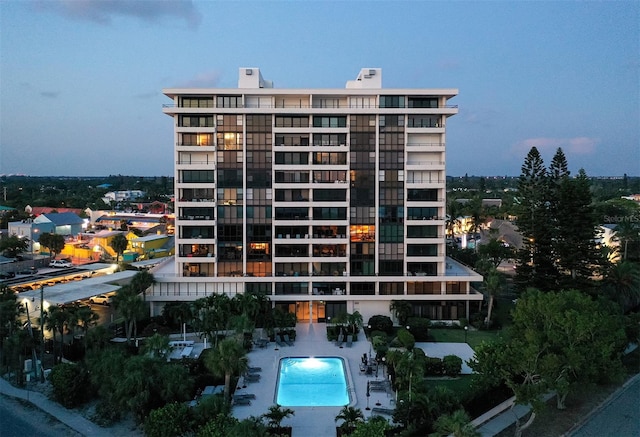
276,357,350,407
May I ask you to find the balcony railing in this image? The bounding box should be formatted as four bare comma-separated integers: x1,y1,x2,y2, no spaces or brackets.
164,103,458,110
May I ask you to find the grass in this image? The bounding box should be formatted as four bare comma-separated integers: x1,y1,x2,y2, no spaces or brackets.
428,328,502,349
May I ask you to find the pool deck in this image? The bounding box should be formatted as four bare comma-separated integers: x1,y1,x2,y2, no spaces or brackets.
232,324,476,436
232,322,396,437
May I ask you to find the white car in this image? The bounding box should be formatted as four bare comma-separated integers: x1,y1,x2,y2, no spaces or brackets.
49,259,72,268
89,295,112,306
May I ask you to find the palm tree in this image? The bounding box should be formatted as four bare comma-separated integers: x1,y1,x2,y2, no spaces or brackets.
204,337,248,401
113,286,146,344
110,233,128,264
613,221,639,261
262,404,295,431
228,416,269,437
390,300,413,327
193,294,232,347
74,304,100,350
446,200,463,237
44,305,70,362
433,409,480,437
483,268,505,326
130,270,155,302
603,260,640,313
335,405,365,433
346,311,364,336
143,332,170,359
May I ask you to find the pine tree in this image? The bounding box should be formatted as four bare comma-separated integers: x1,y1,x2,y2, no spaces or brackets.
514,147,558,291
553,169,603,290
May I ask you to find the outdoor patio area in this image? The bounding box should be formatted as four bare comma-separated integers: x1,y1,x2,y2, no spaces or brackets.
231,323,475,437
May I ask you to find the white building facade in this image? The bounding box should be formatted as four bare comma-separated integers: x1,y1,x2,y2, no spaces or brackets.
154,68,482,324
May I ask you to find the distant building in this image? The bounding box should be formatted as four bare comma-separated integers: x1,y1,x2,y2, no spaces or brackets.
153,67,483,324
102,190,146,204
8,212,85,253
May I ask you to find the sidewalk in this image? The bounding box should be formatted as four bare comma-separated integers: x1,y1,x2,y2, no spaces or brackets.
0,377,113,437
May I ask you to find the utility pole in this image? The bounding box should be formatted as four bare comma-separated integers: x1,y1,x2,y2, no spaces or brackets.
40,285,45,382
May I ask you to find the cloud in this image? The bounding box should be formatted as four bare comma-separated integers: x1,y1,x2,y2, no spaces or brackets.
34,0,202,28
178,71,223,88
512,137,599,156
40,91,60,98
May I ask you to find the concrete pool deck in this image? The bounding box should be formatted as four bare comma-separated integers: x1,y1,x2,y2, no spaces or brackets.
232,323,475,437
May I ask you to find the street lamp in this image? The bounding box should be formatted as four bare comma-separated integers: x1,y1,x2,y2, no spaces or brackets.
464,325,468,344
365,381,371,410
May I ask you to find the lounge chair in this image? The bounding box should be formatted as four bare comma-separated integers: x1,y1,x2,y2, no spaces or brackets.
244,374,260,382
247,366,262,373
283,334,294,346
233,397,252,406
336,333,344,347
371,407,394,416
345,334,353,347
233,393,256,400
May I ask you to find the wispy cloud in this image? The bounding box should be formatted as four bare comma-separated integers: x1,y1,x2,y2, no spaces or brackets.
437,58,461,71
512,137,599,156
178,71,223,88
34,0,202,28
40,91,60,98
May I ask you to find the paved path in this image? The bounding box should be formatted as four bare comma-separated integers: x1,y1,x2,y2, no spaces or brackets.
0,377,113,437
568,374,640,437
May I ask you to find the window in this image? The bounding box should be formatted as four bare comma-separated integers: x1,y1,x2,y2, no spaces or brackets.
313,207,347,220
180,170,214,183
313,133,347,146
275,134,309,146
379,95,405,108
313,152,347,165
408,189,439,201
379,282,404,295
181,133,213,146
408,97,438,108
179,115,214,127
275,116,309,128
180,97,214,108
216,170,243,187
407,207,440,220
275,152,309,165
216,95,242,108
312,116,347,128
407,225,439,238
379,262,404,276
379,224,403,243
313,189,346,202
350,282,375,295
407,244,439,256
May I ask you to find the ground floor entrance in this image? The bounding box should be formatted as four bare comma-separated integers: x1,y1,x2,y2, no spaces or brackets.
274,301,347,323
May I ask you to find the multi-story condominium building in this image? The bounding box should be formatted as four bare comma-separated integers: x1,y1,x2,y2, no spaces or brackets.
154,68,482,324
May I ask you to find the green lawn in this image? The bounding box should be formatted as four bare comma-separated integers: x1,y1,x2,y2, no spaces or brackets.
428,328,502,349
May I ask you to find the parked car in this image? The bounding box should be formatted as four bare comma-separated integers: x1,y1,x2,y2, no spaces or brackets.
17,267,38,275
0,271,16,279
89,294,112,306
49,259,72,268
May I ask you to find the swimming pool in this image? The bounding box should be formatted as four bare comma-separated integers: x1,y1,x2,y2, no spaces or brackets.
276,357,350,407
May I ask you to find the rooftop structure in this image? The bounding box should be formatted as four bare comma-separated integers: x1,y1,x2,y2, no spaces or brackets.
156,68,482,324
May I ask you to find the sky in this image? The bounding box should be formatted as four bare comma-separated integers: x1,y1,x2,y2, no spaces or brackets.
0,0,638,177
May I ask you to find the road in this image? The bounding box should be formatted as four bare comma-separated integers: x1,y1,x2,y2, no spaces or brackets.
569,375,640,437
0,393,81,437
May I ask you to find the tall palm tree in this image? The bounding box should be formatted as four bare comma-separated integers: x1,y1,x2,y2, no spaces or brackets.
193,294,232,347
44,305,70,362
143,332,170,359
446,200,463,237
74,304,100,350
335,405,364,433
434,409,480,437
113,286,146,344
613,221,639,261
130,270,155,302
204,337,248,401
483,268,505,326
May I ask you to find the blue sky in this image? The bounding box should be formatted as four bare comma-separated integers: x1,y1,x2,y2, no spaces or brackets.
1,0,638,177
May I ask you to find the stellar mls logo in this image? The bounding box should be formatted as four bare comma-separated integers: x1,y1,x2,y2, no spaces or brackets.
604,215,640,223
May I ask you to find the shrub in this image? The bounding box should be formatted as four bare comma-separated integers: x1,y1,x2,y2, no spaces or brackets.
407,317,430,341
425,356,444,375
396,328,415,350
48,363,91,408
144,402,192,437
442,355,463,376
372,335,389,356
367,315,393,334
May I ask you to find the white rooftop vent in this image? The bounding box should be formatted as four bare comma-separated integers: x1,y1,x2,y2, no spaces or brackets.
245,69,253,75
